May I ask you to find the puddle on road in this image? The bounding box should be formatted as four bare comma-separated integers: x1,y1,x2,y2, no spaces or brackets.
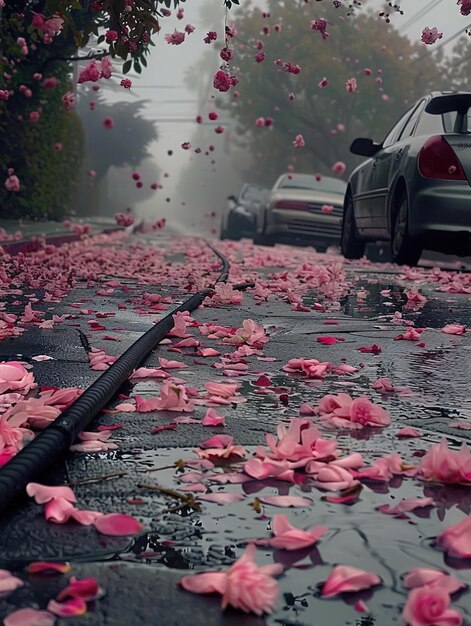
336,277,471,328
109,443,471,626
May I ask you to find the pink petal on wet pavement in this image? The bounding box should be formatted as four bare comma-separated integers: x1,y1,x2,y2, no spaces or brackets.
322,565,381,597
258,495,312,508
3,608,56,626
94,513,144,536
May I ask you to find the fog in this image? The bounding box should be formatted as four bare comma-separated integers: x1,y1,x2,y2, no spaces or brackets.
79,0,467,233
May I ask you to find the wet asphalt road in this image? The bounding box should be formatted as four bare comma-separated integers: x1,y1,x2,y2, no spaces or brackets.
0,233,470,626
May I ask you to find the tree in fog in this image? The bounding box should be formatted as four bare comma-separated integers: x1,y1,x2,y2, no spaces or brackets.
76,93,158,183
211,0,449,183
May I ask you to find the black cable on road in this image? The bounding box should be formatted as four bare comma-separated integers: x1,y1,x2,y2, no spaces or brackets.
0,240,232,514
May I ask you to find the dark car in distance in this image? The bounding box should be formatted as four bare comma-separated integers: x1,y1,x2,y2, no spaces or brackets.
220,183,270,240
341,91,471,265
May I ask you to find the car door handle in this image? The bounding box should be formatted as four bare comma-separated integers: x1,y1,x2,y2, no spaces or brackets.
372,160,377,169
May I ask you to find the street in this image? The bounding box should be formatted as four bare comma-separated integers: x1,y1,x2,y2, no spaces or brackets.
0,230,470,625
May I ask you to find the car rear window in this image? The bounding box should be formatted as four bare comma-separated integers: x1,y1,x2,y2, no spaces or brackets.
278,175,347,194
442,110,471,133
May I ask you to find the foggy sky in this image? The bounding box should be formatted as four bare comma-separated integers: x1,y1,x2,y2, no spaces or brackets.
96,0,468,225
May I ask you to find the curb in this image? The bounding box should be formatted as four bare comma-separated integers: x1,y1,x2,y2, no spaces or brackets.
0,226,124,256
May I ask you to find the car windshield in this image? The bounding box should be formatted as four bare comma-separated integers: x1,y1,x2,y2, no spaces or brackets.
241,186,268,201
277,174,347,195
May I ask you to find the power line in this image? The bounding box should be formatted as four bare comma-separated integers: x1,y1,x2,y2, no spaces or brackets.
399,0,444,31
432,22,471,52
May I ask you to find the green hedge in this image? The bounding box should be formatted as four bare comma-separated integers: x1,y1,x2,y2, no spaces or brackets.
0,67,84,221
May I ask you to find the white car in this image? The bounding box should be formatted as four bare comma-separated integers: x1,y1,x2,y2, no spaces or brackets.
255,173,347,250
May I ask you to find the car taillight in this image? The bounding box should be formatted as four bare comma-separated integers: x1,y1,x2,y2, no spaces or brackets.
274,200,309,210
418,135,466,180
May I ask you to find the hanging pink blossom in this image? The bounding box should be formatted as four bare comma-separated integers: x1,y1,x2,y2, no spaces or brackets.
421,27,443,45
4,174,20,192
332,161,346,175
346,77,358,93
293,134,305,149
204,31,218,44
213,70,232,92
310,19,329,39
165,29,186,45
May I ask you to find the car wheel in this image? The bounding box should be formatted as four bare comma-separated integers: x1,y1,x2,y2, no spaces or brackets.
391,191,422,266
253,230,275,246
341,192,365,259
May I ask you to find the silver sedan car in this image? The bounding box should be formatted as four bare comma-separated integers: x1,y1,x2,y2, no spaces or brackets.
255,173,347,250
341,91,471,265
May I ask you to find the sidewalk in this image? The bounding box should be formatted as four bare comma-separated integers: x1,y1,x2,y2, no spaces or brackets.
0,217,124,255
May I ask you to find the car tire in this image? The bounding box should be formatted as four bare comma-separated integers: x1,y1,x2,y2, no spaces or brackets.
391,191,422,266
341,192,365,259
253,230,275,246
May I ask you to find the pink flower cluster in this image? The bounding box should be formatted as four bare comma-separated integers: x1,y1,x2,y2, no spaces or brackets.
180,544,282,615
421,26,443,45
318,393,391,429
402,567,464,626
213,70,238,93
78,57,113,84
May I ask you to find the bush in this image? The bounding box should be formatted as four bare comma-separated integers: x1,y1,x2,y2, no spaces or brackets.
0,66,84,221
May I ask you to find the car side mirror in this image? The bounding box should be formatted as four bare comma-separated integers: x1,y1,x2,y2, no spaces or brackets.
350,138,381,157
227,195,237,203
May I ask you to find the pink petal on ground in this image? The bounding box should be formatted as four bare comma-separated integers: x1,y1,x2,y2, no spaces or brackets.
152,424,177,434
130,367,168,379
449,421,471,430
202,408,225,426
354,600,369,612
180,571,227,595
0,569,24,593
173,416,202,424
378,497,435,515
402,586,463,626
198,493,245,504
115,402,136,412
267,515,327,550
198,348,221,357
317,336,344,345
322,565,381,597
442,324,466,335
159,357,189,369
94,513,144,536
254,375,273,387
299,402,316,416
3,608,56,626
396,427,422,438
56,576,99,601
258,495,312,508
358,344,381,354
47,597,87,617
26,562,71,575
404,567,466,595
26,482,76,505
207,472,250,484
436,515,471,558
